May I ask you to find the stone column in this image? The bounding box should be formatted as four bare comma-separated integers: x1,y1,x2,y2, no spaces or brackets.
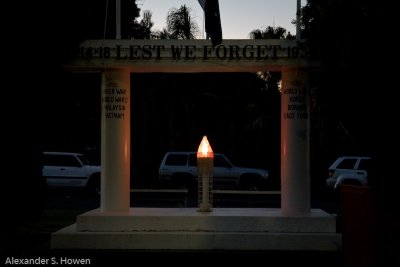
101,69,131,212
281,68,310,215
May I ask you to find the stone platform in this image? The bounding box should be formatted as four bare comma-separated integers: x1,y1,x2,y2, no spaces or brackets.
51,208,341,251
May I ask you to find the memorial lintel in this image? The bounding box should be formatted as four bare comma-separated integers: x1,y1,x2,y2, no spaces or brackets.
78,39,309,61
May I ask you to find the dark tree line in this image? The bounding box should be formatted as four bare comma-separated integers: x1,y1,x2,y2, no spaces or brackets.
299,1,394,155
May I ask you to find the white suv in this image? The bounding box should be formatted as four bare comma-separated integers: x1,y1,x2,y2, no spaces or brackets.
325,156,371,189
43,152,101,193
159,152,269,190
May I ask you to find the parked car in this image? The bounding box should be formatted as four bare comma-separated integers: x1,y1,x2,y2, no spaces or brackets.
325,156,371,189
42,152,101,194
159,152,269,190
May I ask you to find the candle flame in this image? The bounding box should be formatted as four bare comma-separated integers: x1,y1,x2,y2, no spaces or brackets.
197,136,214,158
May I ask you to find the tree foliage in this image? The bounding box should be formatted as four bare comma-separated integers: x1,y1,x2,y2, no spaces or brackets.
248,25,292,94
131,10,154,39
249,26,295,40
299,0,394,159
166,5,199,39
153,28,171,39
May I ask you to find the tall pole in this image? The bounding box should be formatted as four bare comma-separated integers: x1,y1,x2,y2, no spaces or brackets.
296,0,301,40
116,0,121,39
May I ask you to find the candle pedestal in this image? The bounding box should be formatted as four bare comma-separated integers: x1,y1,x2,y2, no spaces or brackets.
197,157,213,212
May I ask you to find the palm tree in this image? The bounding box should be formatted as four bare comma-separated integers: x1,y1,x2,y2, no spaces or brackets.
166,5,199,39
249,26,294,40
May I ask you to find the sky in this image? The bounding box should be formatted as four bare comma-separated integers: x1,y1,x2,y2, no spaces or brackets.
138,0,305,39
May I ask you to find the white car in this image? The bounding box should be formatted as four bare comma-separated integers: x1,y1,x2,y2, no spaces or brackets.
43,152,101,194
159,152,269,190
325,156,371,189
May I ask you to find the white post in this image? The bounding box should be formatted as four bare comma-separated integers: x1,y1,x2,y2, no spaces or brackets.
281,68,310,215
101,69,130,212
116,0,121,39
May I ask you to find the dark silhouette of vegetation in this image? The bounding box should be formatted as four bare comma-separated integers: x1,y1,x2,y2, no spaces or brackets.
249,26,295,40
166,5,199,39
295,1,396,200
131,10,154,39
153,28,171,39
299,0,391,155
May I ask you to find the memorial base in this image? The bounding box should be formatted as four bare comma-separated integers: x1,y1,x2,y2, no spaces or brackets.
51,208,341,251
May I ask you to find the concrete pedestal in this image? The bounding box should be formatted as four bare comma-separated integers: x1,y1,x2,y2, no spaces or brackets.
51,208,341,251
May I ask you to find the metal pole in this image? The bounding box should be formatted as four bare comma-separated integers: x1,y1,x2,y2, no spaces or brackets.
116,0,121,39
